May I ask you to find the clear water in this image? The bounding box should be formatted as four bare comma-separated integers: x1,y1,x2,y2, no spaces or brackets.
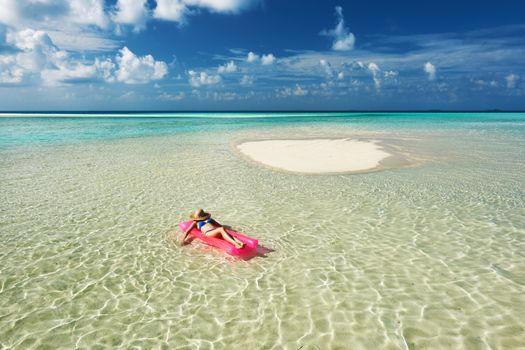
1,113,524,349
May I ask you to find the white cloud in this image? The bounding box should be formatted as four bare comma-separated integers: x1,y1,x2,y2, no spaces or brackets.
0,1,117,52
41,64,98,86
2,29,67,83
0,56,24,83
0,1,117,60
0,28,167,86
43,47,167,86
0,0,109,29
140,0,260,26
337,72,344,80
0,0,19,27
246,51,259,62
115,47,168,84
213,91,239,101
319,59,333,77
154,0,187,22
320,6,355,51
383,70,398,78
46,30,120,52
158,91,185,101
424,62,436,80
95,58,117,82
6,28,56,52
188,70,221,87
1,28,104,86
240,74,254,85
69,0,109,28
278,84,308,97
367,62,381,90
0,0,257,47
41,46,166,86
293,84,308,96
261,53,275,65
246,51,274,65
368,63,379,73
505,74,519,89
217,60,237,73
184,0,258,13
112,0,149,31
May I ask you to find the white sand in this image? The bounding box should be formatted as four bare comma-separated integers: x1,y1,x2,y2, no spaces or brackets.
237,138,392,174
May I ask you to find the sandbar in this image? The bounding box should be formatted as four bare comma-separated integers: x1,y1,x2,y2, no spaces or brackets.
236,138,394,174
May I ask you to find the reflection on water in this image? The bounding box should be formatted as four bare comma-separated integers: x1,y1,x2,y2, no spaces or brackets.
1,116,524,349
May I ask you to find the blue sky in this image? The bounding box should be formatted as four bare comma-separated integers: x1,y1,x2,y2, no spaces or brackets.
0,0,524,110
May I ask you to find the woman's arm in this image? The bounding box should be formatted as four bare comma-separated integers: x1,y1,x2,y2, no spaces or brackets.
181,221,195,246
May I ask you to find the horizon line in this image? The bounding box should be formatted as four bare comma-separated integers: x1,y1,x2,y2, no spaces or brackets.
1,109,525,115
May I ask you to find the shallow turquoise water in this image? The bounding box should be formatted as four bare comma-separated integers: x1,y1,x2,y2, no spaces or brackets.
1,112,524,148
1,112,524,349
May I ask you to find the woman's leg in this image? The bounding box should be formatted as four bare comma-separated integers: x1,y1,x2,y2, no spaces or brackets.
205,227,244,248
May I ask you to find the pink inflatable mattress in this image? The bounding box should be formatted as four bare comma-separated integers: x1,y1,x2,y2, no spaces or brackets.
179,220,258,256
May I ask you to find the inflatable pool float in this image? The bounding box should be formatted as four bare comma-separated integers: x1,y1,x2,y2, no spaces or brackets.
178,220,258,256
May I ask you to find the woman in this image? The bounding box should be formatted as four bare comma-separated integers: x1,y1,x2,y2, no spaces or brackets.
181,209,245,248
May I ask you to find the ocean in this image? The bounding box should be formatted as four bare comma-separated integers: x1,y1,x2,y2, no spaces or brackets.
1,112,524,349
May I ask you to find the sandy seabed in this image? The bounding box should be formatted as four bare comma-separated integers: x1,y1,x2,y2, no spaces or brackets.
1,117,525,349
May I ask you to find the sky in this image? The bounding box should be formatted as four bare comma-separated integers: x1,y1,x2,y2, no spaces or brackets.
0,0,524,111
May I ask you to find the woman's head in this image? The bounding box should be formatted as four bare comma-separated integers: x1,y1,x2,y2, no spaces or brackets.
190,208,211,221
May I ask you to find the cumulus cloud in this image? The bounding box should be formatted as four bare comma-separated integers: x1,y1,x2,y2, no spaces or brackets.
115,46,168,84
158,91,185,101
70,0,109,28
0,0,19,27
154,0,187,22
261,53,275,65
0,28,167,86
188,70,221,87
240,74,254,85
278,84,308,97
212,91,240,101
293,84,308,96
139,0,260,26
0,0,258,39
320,6,355,51
7,28,57,52
1,29,67,84
383,70,399,78
0,0,117,52
319,59,333,77
246,51,259,62
186,0,259,13
42,46,167,86
247,51,275,65
0,0,109,29
94,58,117,82
217,60,237,73
0,56,24,83
1,28,102,86
41,64,98,86
505,73,519,89
424,62,436,80
112,0,149,32
367,62,381,90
